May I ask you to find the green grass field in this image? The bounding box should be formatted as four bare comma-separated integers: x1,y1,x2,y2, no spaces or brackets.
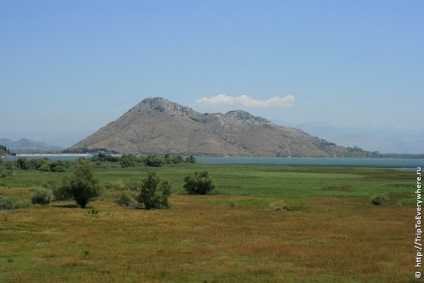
0,162,420,282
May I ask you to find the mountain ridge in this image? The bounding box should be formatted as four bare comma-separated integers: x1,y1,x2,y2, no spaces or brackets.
0,138,64,153
70,97,375,157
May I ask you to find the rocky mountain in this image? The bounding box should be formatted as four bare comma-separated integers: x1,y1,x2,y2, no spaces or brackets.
70,97,375,157
0,138,64,153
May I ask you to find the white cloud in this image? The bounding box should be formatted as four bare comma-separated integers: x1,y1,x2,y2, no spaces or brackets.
196,94,295,108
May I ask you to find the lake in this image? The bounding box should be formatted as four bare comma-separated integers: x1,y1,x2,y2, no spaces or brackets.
2,155,423,168
196,157,424,168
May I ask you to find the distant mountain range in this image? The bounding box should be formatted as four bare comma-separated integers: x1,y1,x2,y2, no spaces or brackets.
296,122,424,154
69,97,377,157
0,138,64,153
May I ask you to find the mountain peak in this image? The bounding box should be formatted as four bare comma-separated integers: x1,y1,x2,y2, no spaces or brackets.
132,97,200,119
225,110,270,123
141,97,169,105
70,98,374,157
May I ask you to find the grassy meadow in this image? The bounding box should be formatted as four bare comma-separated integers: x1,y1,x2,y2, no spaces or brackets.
0,161,420,282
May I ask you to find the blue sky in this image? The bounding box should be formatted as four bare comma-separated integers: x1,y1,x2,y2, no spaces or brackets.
1,1,423,148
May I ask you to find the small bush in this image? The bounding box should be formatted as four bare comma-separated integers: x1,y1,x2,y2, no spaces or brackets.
269,200,292,211
116,191,136,207
39,164,51,172
0,168,13,178
184,171,216,195
31,187,54,205
144,155,166,167
87,208,99,215
52,186,71,201
43,181,68,201
112,180,125,191
227,200,238,208
54,166,66,172
370,194,389,205
125,179,141,191
0,195,30,210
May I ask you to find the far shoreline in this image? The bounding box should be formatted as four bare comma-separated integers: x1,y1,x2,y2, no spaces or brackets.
15,153,93,157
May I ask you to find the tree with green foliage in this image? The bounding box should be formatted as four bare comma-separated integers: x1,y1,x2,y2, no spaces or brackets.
137,171,172,209
61,159,102,208
16,157,31,170
185,155,196,163
165,153,184,164
39,164,51,172
144,155,166,167
120,154,137,168
30,158,50,170
183,170,216,195
91,153,120,162
49,161,66,172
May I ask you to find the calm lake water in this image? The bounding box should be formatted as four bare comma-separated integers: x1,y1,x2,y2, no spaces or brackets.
3,155,423,168
196,157,424,168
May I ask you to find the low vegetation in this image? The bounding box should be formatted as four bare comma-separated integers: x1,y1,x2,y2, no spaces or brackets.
14,157,70,172
0,195,29,209
30,187,54,205
370,193,389,205
268,200,292,211
0,157,419,282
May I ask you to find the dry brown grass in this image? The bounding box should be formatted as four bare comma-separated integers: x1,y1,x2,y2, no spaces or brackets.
0,187,418,282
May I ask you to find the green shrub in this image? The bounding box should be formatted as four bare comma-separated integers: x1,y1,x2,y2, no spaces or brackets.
0,168,13,178
144,155,166,167
370,194,389,205
54,166,66,172
31,187,54,205
269,200,292,211
115,191,132,206
0,195,30,210
87,208,99,215
125,179,141,191
39,164,51,172
43,180,62,199
185,155,196,163
115,191,141,208
183,170,216,195
52,185,71,201
227,200,238,208
112,180,125,191
120,154,137,168
137,171,172,209
1,162,13,178
16,157,31,170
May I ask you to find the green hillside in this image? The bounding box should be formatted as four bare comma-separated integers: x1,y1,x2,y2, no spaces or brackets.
0,144,12,157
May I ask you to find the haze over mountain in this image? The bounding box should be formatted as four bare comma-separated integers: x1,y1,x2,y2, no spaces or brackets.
70,98,375,157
